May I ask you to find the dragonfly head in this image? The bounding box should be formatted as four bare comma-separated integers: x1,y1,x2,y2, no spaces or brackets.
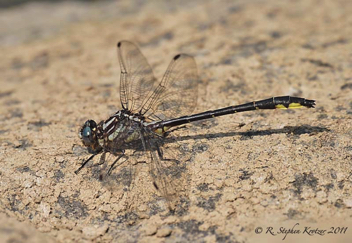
79,120,101,152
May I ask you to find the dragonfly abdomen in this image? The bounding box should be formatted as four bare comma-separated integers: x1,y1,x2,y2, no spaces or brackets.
152,96,315,130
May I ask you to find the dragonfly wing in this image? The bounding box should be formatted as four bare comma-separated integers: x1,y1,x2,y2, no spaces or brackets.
117,41,158,112
141,54,199,121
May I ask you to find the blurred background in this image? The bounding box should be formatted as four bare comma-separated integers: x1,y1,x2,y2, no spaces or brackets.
1,1,351,243
0,0,97,8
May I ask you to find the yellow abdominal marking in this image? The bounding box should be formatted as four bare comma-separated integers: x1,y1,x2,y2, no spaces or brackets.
155,126,170,135
275,103,304,109
288,102,304,109
275,104,287,109
155,128,163,135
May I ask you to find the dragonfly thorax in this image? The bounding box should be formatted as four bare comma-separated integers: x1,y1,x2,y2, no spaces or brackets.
85,110,147,152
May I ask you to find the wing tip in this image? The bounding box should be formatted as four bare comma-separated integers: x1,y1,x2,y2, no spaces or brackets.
117,40,132,48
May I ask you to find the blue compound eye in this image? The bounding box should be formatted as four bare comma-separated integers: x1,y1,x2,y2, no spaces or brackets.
80,120,97,146
82,126,92,143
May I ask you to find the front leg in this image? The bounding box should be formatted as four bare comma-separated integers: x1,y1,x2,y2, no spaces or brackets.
75,153,98,174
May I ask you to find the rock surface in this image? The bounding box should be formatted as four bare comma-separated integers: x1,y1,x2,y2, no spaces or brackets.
1,0,351,242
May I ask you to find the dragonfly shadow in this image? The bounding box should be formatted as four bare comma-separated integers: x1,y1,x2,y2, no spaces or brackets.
165,125,329,144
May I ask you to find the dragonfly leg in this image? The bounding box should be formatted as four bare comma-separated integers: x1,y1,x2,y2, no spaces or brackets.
155,144,179,165
75,153,97,174
106,150,126,176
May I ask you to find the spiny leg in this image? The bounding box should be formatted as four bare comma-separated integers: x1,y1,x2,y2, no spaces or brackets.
106,150,126,176
75,153,97,174
155,144,179,166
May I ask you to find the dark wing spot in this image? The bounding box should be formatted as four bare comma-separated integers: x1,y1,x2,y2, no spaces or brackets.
117,42,121,47
174,54,181,60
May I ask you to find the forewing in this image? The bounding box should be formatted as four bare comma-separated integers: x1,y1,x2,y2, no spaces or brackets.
141,54,199,121
117,41,157,112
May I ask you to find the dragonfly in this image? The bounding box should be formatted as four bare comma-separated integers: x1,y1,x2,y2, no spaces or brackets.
75,40,315,208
